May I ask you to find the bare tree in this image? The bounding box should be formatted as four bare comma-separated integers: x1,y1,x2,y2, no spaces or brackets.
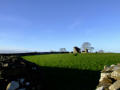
60,48,67,52
81,42,94,52
81,42,91,50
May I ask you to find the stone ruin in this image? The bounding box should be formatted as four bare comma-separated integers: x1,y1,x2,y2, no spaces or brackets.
73,47,89,54
73,47,81,54
81,48,89,53
96,64,120,90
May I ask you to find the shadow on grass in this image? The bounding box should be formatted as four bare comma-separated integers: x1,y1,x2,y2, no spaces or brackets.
39,67,100,90
0,56,100,90
22,59,100,90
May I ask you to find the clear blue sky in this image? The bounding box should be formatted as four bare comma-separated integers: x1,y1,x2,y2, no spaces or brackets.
0,0,120,52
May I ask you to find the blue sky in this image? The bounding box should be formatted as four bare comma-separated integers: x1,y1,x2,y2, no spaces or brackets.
0,0,120,52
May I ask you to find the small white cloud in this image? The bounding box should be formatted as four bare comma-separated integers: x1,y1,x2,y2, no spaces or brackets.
68,21,81,30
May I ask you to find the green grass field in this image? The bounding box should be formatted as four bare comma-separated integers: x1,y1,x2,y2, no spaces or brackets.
23,53,120,71
22,53,120,90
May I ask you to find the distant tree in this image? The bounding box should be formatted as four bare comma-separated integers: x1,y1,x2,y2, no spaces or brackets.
98,50,104,53
81,42,94,52
60,48,67,52
81,42,91,50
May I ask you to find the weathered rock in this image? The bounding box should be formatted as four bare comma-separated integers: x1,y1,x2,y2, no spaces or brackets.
3,63,9,67
99,73,111,82
20,78,24,84
97,78,113,90
99,78,112,85
102,65,113,73
0,55,43,90
111,69,120,80
96,64,120,90
26,82,30,86
112,65,120,71
6,81,20,90
109,80,120,90
96,86,104,90
73,47,80,54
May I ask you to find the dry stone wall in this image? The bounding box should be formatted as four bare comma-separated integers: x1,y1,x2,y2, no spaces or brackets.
0,55,43,90
96,64,120,90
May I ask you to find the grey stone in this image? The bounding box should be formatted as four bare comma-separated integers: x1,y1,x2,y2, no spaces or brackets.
3,63,8,67
73,47,80,54
26,82,30,86
99,73,111,82
96,64,120,90
112,66,120,71
102,65,113,73
19,78,24,84
6,81,19,90
109,80,120,90
111,69,120,80
96,86,104,90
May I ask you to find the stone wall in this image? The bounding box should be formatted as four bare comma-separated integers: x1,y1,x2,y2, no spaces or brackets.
96,64,120,90
0,52,69,56
0,55,43,90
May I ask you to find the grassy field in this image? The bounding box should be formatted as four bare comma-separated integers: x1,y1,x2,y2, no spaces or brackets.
22,53,120,90
23,53,120,71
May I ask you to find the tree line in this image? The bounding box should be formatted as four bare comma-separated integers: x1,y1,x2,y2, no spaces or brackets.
59,42,104,53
